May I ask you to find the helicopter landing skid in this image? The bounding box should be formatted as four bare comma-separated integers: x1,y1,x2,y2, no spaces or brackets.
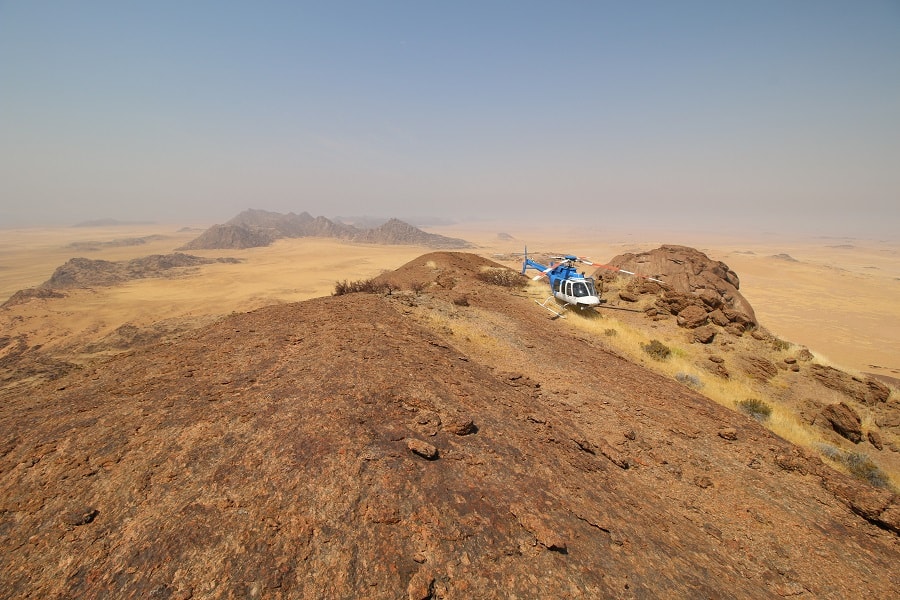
536,296,566,319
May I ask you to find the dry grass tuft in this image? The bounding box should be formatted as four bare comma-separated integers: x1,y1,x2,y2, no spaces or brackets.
476,267,524,288
736,398,772,421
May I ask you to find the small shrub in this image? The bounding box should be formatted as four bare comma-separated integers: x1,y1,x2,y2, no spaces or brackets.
736,398,772,421
675,372,703,389
772,338,791,351
642,339,671,361
409,281,426,293
476,268,523,288
816,444,891,489
604,328,617,337
844,452,891,488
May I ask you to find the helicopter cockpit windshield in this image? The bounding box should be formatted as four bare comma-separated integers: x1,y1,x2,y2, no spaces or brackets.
573,282,589,297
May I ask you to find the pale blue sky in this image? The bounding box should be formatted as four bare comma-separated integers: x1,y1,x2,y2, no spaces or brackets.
1,1,898,235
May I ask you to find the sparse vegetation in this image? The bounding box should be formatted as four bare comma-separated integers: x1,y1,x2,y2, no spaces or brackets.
736,398,772,421
519,280,900,491
476,267,523,288
333,279,393,295
817,444,892,489
772,338,791,351
675,372,703,389
642,339,671,361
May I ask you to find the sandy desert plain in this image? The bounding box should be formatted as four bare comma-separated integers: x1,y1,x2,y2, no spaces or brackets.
0,221,898,379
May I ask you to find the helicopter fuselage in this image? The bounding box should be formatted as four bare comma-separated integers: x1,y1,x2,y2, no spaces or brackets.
523,255,601,308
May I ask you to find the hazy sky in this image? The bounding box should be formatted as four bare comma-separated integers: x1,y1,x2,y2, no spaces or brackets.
1,1,898,235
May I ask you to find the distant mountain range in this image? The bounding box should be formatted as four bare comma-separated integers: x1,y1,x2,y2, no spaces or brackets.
178,209,473,250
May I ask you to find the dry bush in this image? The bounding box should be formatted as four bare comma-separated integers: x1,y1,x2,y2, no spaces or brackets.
642,339,671,361
736,398,772,421
772,338,791,351
333,279,393,296
476,267,523,288
817,444,892,489
675,372,703,389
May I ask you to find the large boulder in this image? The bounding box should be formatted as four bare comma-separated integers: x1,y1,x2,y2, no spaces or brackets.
820,402,863,443
599,245,757,327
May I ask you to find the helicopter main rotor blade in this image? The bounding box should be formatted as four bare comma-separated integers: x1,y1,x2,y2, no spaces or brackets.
580,258,666,284
532,264,556,280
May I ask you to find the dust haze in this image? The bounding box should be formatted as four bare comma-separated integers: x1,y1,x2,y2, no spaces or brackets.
1,220,897,376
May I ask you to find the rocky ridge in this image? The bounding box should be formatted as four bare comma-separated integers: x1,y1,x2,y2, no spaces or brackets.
37,253,240,291
179,209,473,250
1,252,897,598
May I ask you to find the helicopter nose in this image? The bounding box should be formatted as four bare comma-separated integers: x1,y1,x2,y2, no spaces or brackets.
579,296,600,307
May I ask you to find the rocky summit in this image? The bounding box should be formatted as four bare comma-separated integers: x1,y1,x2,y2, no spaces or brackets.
1,252,898,599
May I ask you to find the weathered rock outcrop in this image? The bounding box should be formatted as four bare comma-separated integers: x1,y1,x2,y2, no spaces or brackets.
820,402,864,443
811,364,892,406
1,287,66,309
599,245,757,334
37,253,239,289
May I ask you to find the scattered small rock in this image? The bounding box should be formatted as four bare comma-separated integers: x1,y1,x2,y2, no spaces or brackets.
407,438,439,460
443,415,477,436
868,430,884,451
692,325,717,344
62,507,99,527
695,476,714,489
718,428,738,441
677,305,709,329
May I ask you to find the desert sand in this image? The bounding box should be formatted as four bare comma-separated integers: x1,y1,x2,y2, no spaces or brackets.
1,222,897,376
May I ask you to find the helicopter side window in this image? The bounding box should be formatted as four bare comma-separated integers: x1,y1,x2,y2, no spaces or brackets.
553,279,562,293
573,282,588,297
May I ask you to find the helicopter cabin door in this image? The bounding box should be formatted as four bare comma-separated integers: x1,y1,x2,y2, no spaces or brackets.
561,280,574,303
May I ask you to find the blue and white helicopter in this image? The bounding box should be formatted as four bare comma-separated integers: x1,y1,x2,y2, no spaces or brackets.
522,248,664,318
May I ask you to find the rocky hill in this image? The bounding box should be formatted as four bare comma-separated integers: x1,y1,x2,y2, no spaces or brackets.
1,252,897,599
179,209,473,250
37,253,241,290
